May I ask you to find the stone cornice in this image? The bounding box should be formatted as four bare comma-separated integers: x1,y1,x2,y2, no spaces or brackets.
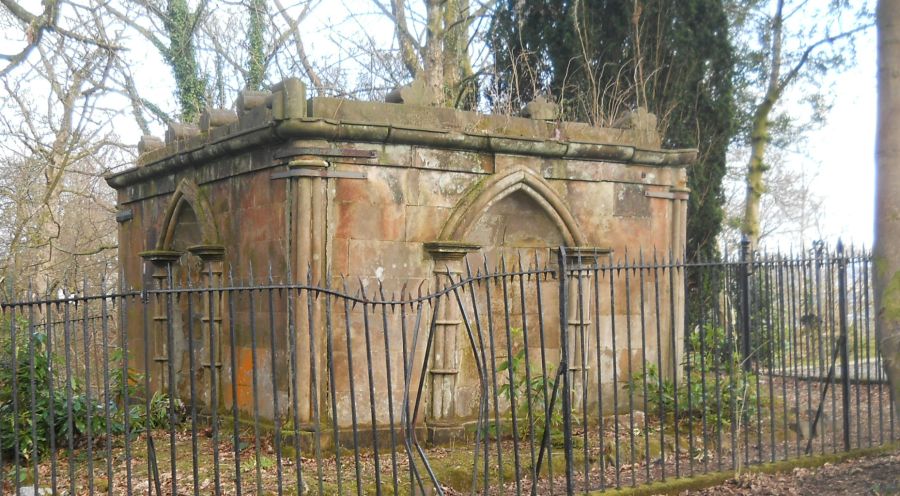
105,79,698,190
424,241,481,261
138,250,182,265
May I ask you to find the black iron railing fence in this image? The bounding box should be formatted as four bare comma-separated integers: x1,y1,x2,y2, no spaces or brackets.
0,244,895,495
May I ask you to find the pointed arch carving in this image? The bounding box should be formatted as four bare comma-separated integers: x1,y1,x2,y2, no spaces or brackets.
156,179,221,251
439,167,586,246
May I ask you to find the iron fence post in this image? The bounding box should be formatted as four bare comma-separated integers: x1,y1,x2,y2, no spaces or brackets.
740,236,752,371
557,246,574,494
837,241,852,451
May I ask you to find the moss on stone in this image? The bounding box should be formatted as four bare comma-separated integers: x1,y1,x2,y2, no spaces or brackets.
588,443,899,496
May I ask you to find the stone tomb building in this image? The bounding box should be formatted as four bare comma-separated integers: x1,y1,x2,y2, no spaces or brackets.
106,78,695,442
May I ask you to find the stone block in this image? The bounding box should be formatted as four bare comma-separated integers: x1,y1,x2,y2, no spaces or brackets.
521,95,559,121
614,183,651,218
238,206,276,244
138,135,164,155
335,200,406,241
494,154,543,175
235,90,270,112
617,348,645,383
405,205,451,242
613,107,657,131
347,240,428,280
165,122,201,144
413,147,493,174
200,109,238,131
330,236,350,275
415,170,479,208
384,77,437,106
270,78,307,120
333,175,372,203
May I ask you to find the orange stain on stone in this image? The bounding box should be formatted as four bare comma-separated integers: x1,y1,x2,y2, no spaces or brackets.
234,346,255,410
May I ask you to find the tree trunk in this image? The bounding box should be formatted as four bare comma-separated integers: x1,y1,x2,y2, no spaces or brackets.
441,0,475,107
245,0,266,90
875,0,900,418
164,0,206,122
742,98,774,249
423,0,445,104
741,0,784,251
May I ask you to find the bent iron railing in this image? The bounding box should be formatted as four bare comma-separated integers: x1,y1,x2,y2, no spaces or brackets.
0,245,896,495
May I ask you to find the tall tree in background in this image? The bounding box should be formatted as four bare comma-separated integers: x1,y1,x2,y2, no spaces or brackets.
377,0,493,107
107,0,326,126
246,0,266,91
875,0,900,417
490,0,736,265
735,0,871,250
107,0,208,122
163,0,207,121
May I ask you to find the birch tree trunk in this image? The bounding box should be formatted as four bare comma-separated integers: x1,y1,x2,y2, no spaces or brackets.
875,0,900,418
741,0,784,250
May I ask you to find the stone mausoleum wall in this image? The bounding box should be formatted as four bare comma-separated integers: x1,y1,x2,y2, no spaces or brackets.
106,78,696,443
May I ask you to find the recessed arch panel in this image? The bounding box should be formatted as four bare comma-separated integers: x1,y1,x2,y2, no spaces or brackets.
438,167,586,246
156,179,220,251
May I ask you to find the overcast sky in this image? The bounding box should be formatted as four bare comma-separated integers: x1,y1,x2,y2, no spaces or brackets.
809,27,877,246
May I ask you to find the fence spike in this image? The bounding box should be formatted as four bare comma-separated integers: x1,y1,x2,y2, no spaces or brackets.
284,259,294,286
517,252,528,280
378,282,387,308
340,278,354,306
358,277,369,303
464,257,474,280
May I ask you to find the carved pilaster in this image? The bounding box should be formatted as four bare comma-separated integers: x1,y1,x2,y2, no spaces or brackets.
424,241,479,436
670,187,690,380
140,250,180,393
561,247,611,412
290,155,328,424
189,244,225,408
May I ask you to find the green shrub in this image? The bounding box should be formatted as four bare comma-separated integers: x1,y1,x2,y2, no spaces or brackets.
0,328,72,460
0,324,181,463
493,327,563,442
687,323,732,371
627,324,763,431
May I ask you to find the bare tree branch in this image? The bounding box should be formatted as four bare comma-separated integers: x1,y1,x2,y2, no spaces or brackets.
272,0,325,93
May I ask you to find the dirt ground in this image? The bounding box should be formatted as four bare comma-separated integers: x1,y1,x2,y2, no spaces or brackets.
4,377,893,495
679,449,900,495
